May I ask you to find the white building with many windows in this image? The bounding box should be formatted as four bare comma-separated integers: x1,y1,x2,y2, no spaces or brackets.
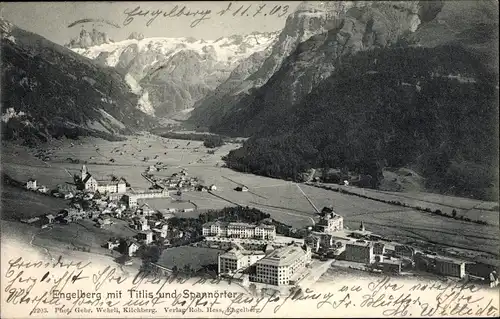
80,165,126,194
315,206,344,233
250,244,312,286
435,257,466,278
218,245,266,275
202,222,276,240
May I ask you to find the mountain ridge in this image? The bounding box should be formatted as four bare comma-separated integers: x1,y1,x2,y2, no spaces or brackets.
71,31,279,116
210,0,499,200
1,18,154,145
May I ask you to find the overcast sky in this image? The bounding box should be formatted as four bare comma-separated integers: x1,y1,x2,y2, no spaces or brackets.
1,1,300,44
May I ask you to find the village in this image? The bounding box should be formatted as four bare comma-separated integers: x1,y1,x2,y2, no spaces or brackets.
17,161,499,294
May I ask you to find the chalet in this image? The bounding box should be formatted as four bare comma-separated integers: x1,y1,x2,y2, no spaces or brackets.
107,239,120,250
96,218,112,228
45,214,55,224
107,202,118,209
37,186,49,193
83,193,94,200
113,208,124,218
26,179,37,190
314,207,344,233
130,217,150,231
137,231,154,245
127,242,140,257
152,228,168,240
490,271,499,288
148,165,157,173
64,192,74,199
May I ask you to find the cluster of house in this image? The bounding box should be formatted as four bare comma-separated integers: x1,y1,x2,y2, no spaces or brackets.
21,207,90,228
77,165,172,209
208,205,498,287
156,169,201,191
302,207,498,283
199,220,313,287
25,179,49,194
107,221,169,257
103,202,172,257
146,162,167,173
26,178,77,199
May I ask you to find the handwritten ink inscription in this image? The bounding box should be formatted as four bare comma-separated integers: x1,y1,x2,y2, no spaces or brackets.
123,3,290,28
3,256,499,317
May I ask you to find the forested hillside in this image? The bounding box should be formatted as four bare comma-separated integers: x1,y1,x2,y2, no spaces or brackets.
223,45,499,200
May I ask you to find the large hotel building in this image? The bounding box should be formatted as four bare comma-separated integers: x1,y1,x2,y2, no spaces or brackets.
250,244,312,286
218,245,267,275
202,221,276,240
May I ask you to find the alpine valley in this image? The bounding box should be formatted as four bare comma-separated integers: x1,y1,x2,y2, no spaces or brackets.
191,0,499,201
1,1,498,201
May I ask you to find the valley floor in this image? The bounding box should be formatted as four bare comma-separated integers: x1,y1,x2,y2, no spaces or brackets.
1,133,499,264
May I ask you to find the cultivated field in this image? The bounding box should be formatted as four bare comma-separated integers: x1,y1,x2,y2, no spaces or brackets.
157,246,224,270
1,185,68,219
35,218,138,250
1,133,498,260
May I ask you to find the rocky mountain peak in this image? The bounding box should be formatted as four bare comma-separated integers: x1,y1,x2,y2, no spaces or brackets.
71,31,278,116
0,17,14,35
128,32,144,41
66,27,112,48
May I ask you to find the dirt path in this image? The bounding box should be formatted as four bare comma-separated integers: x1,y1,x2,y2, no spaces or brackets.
29,227,55,261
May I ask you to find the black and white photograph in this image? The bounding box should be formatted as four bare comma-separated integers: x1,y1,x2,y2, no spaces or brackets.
1,1,499,318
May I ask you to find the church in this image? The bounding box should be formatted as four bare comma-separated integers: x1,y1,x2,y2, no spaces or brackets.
80,165,126,194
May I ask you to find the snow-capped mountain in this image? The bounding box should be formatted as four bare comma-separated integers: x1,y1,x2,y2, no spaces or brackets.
71,32,278,116
1,18,154,144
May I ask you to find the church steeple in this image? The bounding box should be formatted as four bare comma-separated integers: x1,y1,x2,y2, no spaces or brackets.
81,165,88,180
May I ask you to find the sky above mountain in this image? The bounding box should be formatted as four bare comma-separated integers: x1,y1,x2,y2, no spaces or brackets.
1,1,299,44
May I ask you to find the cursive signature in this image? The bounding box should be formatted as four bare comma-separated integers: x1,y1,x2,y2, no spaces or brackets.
122,3,290,28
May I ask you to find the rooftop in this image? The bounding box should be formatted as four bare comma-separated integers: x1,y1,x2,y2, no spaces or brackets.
220,246,266,259
128,189,167,195
347,241,373,248
434,256,467,264
383,259,402,265
203,221,275,230
96,179,126,185
257,244,309,266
